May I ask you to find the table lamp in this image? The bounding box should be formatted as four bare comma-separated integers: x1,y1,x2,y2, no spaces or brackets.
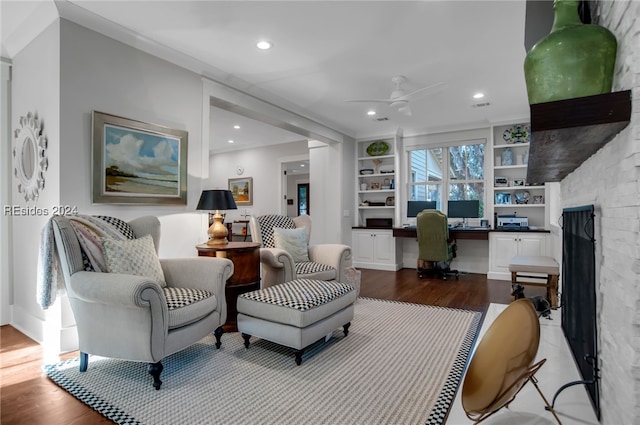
196,189,237,245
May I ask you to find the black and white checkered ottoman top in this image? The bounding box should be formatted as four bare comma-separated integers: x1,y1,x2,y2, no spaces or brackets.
240,279,354,311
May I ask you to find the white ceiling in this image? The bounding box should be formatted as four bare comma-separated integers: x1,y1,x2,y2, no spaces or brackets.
2,0,531,153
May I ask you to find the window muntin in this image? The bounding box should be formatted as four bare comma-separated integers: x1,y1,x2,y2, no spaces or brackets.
408,142,485,218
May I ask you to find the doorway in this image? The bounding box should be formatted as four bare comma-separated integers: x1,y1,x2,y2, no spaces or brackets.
298,183,309,215
281,158,310,217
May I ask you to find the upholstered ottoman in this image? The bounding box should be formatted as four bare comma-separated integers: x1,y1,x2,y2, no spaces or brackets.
509,255,559,308
237,278,356,365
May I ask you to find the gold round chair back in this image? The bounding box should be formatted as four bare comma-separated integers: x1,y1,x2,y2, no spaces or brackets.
461,299,541,416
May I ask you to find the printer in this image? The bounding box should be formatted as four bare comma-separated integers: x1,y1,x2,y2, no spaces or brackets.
497,214,529,230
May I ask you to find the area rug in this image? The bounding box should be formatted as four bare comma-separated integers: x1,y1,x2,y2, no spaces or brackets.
45,298,481,425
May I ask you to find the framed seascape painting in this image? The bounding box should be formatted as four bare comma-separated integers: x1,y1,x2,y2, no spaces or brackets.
92,111,188,205
228,177,253,206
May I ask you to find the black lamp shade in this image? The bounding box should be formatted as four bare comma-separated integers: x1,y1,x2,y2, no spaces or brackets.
196,190,238,211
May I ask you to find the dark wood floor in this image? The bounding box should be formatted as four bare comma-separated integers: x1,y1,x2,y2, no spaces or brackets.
1,269,545,424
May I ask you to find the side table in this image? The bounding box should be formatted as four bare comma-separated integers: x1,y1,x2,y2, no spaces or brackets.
196,242,261,332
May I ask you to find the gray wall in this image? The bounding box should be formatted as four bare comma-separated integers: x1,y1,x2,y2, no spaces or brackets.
9,18,210,349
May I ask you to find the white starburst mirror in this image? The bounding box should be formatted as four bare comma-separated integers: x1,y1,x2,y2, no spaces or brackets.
13,112,48,203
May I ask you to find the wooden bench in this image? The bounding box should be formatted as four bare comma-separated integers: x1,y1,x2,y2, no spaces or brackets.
509,256,559,308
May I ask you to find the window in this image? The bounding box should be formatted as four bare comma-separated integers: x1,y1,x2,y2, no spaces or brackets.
409,147,443,209
408,141,485,217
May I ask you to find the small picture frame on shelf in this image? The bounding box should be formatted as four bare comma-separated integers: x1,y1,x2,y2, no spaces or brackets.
370,182,381,190
533,195,545,204
495,192,512,205
511,178,525,187
494,176,508,187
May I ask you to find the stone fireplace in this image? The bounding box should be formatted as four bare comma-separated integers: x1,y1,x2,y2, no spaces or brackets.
558,2,639,423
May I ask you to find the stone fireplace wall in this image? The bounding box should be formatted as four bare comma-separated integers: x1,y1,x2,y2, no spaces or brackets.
560,1,639,423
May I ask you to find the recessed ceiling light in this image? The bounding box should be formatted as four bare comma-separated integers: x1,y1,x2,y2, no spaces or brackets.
367,110,376,116
300,164,305,167
228,140,234,144
473,92,485,99
233,125,240,129
256,40,272,50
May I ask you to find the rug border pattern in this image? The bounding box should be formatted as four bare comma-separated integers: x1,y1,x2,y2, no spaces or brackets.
44,362,140,425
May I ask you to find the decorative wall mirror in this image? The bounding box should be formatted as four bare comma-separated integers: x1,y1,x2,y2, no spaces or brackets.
13,113,48,202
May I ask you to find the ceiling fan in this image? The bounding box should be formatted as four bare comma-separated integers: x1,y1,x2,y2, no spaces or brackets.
346,75,445,116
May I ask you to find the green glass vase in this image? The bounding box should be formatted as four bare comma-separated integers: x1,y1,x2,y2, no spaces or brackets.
524,0,617,104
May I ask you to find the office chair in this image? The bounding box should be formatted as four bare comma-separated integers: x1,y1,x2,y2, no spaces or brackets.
416,209,459,280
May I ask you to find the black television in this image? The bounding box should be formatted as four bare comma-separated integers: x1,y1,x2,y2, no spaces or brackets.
447,200,480,218
407,201,436,217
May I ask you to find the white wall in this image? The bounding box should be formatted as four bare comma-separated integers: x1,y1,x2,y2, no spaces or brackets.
309,139,351,245
1,59,13,325
10,20,61,343
208,140,309,223
560,1,639,423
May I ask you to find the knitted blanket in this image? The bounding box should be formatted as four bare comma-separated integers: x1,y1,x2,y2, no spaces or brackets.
37,215,128,309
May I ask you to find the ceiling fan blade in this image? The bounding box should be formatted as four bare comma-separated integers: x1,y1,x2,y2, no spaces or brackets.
345,98,395,104
395,82,446,102
397,104,412,116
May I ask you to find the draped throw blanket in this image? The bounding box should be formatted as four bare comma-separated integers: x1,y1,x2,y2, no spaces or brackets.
37,215,128,310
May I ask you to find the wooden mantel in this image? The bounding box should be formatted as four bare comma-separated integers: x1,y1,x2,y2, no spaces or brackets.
526,90,632,183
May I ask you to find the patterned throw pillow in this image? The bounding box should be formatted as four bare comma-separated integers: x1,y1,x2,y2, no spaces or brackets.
81,216,135,271
273,227,310,263
101,234,166,286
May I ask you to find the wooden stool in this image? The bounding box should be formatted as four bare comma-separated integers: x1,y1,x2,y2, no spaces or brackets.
508,256,559,308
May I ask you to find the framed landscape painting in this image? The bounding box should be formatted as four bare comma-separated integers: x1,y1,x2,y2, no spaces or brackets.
229,177,253,206
92,111,188,205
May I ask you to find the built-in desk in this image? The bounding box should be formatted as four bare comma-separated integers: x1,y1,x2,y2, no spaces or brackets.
392,227,490,240
392,227,552,277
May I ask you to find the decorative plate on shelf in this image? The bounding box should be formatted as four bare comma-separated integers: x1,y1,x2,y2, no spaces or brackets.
502,124,530,144
514,190,530,204
366,141,390,156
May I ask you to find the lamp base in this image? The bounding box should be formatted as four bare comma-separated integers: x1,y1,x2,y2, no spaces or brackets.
207,236,229,246
207,211,229,245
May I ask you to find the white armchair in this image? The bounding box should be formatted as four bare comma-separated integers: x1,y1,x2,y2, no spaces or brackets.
49,215,233,390
249,214,352,288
